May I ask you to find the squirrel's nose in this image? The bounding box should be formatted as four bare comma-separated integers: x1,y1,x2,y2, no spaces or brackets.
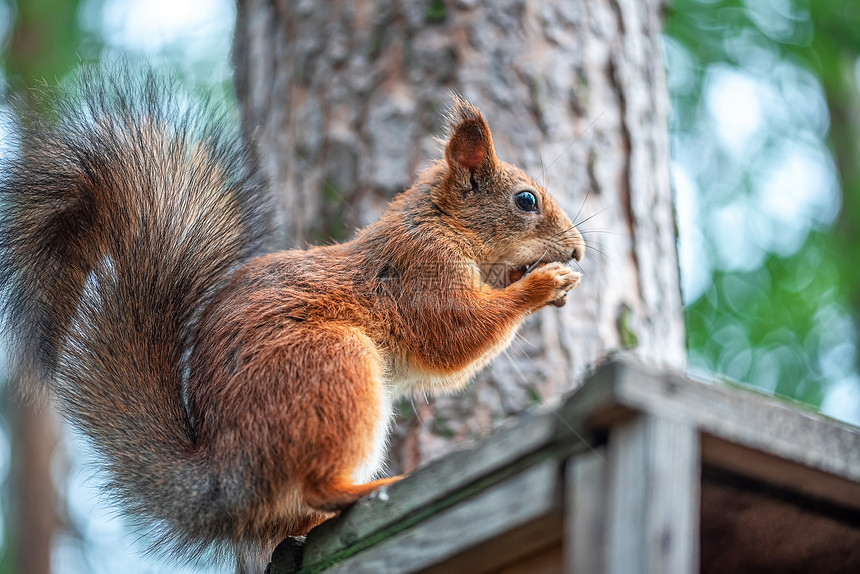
568,226,585,262
571,242,584,262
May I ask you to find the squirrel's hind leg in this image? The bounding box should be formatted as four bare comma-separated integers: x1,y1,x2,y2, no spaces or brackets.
302,475,404,512
290,325,401,513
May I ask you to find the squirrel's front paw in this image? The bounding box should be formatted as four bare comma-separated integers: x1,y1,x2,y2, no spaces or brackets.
544,261,581,301
524,262,581,308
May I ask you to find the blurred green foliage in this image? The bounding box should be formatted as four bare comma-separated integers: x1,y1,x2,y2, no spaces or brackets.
2,0,96,96
666,0,860,415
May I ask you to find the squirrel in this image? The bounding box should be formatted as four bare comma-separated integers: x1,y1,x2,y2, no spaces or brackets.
0,69,584,571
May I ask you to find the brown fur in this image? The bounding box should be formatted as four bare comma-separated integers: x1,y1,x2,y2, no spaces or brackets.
0,74,583,570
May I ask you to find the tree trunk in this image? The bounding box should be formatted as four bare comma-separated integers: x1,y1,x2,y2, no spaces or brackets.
234,0,683,470
7,394,60,574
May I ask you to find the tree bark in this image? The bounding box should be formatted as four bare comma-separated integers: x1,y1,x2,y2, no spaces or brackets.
234,0,683,470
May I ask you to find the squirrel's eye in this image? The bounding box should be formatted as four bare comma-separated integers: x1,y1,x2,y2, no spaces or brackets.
514,191,538,213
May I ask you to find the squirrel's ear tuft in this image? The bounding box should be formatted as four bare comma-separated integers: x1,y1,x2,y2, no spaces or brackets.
443,95,498,172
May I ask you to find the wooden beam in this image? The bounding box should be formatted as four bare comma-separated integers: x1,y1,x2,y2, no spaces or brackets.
566,450,608,574
576,358,860,484
701,435,860,512
605,414,700,574
310,460,562,574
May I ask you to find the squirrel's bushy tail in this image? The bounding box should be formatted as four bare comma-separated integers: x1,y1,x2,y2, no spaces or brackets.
0,68,272,558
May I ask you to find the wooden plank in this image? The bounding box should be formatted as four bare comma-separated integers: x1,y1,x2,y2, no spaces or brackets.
568,358,860,483
566,451,608,574
421,512,561,574
605,414,699,574
495,543,563,574
701,435,860,512
312,460,562,574
302,410,559,567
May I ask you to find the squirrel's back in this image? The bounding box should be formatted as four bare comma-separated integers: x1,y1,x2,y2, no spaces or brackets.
0,68,273,557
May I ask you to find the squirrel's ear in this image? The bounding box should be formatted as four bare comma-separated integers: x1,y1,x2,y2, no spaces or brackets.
443,96,498,172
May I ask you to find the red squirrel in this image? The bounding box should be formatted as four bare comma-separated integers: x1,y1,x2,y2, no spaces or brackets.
0,70,583,570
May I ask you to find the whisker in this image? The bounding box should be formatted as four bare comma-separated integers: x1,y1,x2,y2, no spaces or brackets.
503,345,530,386
410,394,424,426
571,259,601,299
572,258,588,280
585,244,612,257
536,236,571,258
538,153,549,190
526,250,549,274
536,215,618,262
578,229,626,237
547,223,578,242
549,405,605,459
545,109,607,173
571,187,591,229
584,244,617,267
574,207,608,227
537,228,584,258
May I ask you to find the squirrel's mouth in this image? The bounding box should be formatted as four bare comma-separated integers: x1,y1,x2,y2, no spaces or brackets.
506,263,537,285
